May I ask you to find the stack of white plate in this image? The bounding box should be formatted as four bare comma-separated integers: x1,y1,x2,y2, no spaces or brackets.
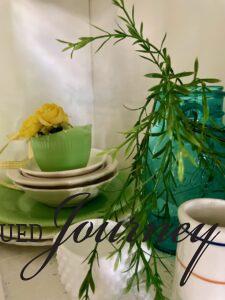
7,149,118,207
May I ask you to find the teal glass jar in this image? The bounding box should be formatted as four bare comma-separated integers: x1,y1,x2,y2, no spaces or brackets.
146,86,225,254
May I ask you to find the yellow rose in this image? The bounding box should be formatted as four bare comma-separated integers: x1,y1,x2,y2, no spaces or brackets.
36,103,69,127
18,115,42,139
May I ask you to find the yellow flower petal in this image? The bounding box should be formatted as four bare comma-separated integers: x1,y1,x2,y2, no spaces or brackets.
36,103,69,127
18,115,42,139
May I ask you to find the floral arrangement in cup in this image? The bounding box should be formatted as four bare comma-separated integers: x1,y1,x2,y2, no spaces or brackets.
0,103,92,172
0,103,70,148
16,103,71,139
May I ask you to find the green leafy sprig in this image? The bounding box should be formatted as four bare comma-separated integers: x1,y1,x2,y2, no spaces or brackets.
58,1,225,299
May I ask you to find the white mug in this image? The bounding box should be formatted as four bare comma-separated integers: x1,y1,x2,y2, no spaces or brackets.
173,198,225,300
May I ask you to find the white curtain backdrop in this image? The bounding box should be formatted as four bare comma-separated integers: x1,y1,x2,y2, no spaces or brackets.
0,0,93,166
0,0,225,166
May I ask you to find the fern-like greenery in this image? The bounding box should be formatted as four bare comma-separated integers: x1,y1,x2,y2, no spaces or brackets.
58,1,225,299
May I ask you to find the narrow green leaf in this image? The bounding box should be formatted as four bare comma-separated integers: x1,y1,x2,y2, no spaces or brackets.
177,151,184,182
112,0,122,7
140,22,144,36
91,24,109,34
136,49,148,53
127,25,137,37
89,275,95,293
118,16,129,24
148,85,161,92
202,86,209,123
125,139,135,156
194,58,199,78
114,37,126,45
133,40,140,45
114,253,121,271
125,276,135,293
181,132,202,148
160,33,167,51
56,38,69,44
95,37,111,53
174,85,190,95
170,72,193,79
202,78,221,83
145,73,163,79
183,148,197,167
132,5,135,23
139,55,155,63
62,45,73,52
152,142,169,158
79,278,88,299
162,47,167,57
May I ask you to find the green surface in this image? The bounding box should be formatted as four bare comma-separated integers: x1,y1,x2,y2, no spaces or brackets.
31,125,92,171
0,172,131,227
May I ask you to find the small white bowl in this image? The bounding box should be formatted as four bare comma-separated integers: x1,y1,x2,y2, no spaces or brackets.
15,172,118,207
56,219,152,300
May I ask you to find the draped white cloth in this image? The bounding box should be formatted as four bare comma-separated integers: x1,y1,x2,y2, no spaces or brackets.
0,0,225,167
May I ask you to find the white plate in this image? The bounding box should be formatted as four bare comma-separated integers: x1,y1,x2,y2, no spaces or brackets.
21,148,107,178
0,225,60,246
0,238,53,246
15,172,118,207
8,157,118,189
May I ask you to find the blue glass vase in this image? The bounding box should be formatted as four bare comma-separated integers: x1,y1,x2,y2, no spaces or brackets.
146,86,225,254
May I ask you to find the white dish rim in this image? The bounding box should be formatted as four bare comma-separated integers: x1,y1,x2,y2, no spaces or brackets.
15,171,118,192
8,158,118,188
20,148,107,178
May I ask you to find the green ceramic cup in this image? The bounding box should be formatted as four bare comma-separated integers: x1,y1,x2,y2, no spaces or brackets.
31,125,92,172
